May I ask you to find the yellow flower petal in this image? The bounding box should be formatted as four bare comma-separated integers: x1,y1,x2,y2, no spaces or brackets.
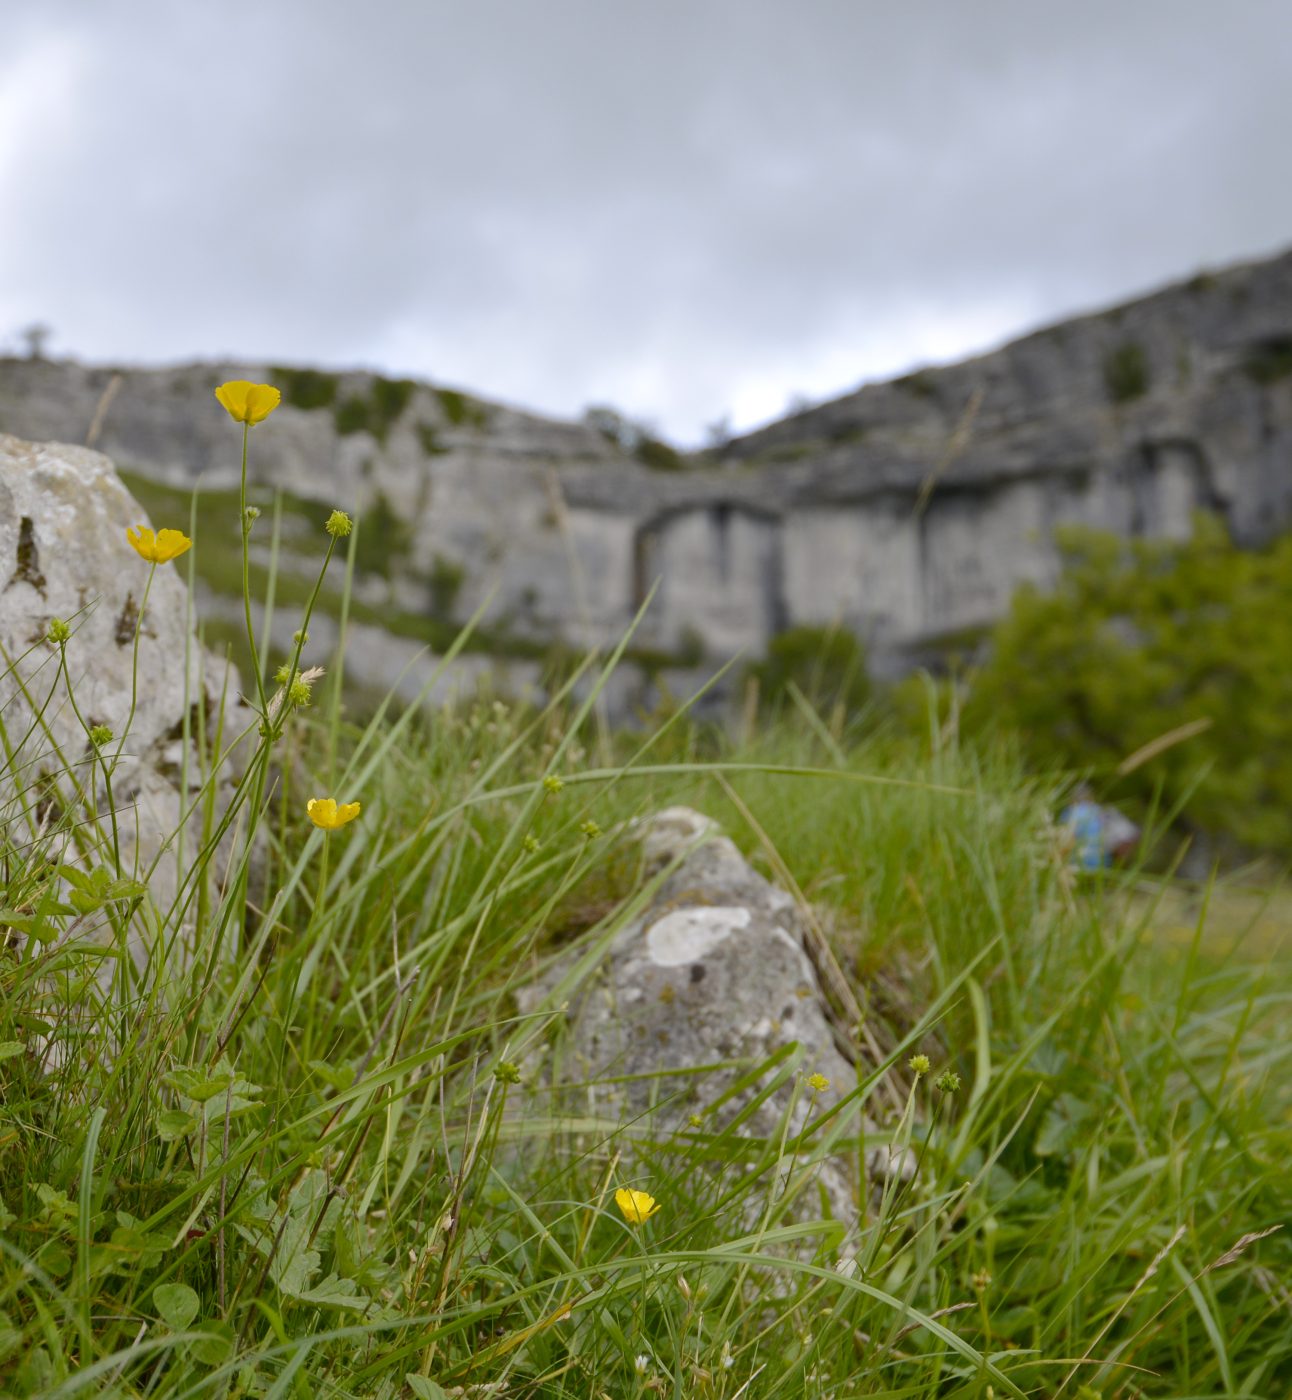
307,797,361,831
126,524,192,564
215,380,282,425
153,528,193,562
614,1188,660,1225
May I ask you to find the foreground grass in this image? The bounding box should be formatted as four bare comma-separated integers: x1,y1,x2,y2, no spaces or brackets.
2,673,1289,1398
4,417,1290,1398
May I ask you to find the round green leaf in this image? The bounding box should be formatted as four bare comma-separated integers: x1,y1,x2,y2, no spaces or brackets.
153,1282,200,1330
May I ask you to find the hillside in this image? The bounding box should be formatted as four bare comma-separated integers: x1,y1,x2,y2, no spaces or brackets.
2,246,1291,695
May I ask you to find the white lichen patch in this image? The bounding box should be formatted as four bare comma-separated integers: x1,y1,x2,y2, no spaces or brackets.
645,905,750,966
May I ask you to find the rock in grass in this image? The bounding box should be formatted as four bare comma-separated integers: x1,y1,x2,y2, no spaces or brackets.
0,434,248,980
520,806,895,1226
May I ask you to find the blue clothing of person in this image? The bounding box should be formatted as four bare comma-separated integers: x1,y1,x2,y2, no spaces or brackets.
1060,800,1109,871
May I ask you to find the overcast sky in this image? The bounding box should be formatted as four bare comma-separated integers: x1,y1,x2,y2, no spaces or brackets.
4,1,1291,444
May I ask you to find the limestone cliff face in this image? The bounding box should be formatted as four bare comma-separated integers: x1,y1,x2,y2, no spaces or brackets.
0,361,631,647
710,247,1292,655
2,246,1291,673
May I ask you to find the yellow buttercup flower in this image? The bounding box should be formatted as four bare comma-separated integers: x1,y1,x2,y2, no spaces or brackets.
126,525,192,564
307,797,361,831
215,380,282,425
614,1188,660,1225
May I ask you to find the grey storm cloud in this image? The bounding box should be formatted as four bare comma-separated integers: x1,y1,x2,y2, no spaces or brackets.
3,0,1292,441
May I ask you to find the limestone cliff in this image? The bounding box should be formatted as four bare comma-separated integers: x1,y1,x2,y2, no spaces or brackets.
2,246,1290,684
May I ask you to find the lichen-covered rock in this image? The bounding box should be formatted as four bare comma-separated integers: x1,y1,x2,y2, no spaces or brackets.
0,434,247,972
520,806,886,1223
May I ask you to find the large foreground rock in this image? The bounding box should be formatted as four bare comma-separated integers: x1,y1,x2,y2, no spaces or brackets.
520,807,886,1223
0,434,246,973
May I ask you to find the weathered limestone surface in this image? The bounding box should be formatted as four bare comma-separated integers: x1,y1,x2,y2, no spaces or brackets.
518,807,872,1221
0,434,245,967
3,246,1291,670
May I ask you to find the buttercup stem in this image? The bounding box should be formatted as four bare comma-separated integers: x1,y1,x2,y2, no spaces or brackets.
239,421,269,716
196,528,340,1006
268,535,336,742
314,832,330,931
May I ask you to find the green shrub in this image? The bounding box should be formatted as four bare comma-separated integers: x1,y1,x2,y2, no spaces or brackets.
750,624,872,720
353,488,413,576
271,366,340,411
964,516,1292,853
1103,341,1150,403
676,623,706,667
584,405,689,470
635,435,687,471
428,552,465,616
895,369,937,400
334,376,417,442
334,393,370,436
417,420,450,456
436,387,489,429
370,374,415,429
1244,335,1292,386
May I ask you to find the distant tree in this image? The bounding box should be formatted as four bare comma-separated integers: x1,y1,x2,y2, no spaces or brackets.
584,405,643,453
583,405,687,470
704,414,733,452
19,322,52,359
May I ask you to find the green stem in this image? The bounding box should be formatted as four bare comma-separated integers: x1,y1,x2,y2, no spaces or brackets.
239,421,269,717
58,644,122,876
187,531,341,1047
312,833,330,942
109,561,157,794
269,536,338,741
56,643,135,1007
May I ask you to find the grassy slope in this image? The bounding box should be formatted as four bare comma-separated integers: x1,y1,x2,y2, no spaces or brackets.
1,643,1288,1399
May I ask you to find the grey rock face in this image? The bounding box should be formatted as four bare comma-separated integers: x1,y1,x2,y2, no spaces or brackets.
520,807,878,1222
3,246,1291,674
0,434,247,972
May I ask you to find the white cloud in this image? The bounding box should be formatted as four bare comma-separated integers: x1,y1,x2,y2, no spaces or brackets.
0,28,88,348
4,0,1291,439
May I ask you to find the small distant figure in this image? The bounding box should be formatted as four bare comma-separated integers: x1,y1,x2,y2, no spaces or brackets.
1059,787,1141,870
